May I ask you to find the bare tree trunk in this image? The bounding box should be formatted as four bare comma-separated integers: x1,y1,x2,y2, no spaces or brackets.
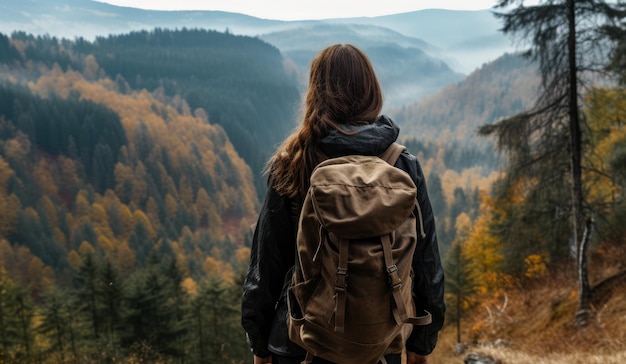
456,243,461,345
567,0,592,326
576,218,593,326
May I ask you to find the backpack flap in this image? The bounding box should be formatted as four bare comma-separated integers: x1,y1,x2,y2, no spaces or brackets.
309,155,416,238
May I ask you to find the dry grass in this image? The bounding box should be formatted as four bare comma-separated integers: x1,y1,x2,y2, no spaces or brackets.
428,240,626,364
466,346,626,364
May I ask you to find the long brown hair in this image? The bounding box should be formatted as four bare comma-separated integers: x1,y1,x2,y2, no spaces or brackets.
268,44,383,197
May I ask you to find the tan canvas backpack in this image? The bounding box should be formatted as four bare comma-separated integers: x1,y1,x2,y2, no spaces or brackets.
287,143,432,364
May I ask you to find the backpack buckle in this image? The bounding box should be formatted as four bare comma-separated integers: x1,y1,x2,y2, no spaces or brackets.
387,265,402,289
335,268,348,291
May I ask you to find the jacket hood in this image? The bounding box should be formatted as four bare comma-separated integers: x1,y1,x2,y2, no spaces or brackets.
319,115,400,158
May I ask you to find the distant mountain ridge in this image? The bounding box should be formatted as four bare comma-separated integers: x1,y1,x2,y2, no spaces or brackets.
260,23,464,109
328,9,515,73
1,0,513,74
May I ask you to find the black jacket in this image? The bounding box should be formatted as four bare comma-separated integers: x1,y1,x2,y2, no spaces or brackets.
241,115,445,358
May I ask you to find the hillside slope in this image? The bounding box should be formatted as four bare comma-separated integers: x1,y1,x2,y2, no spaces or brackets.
392,53,540,146
7,29,301,194
432,241,626,364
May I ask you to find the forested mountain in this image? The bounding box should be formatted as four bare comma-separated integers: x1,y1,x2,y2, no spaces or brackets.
0,30,280,362
392,53,540,146
8,28,300,194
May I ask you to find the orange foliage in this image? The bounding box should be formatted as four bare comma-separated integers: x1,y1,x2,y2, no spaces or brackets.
32,159,58,196
79,241,96,256
203,256,234,285
2,245,55,297
132,210,156,239
181,277,198,296
2,54,263,282
461,195,508,298
67,249,82,270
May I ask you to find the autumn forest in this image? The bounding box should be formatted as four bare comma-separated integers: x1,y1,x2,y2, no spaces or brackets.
1,1,626,363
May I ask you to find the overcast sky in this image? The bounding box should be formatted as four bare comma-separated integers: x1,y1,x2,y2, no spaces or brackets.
96,0,541,21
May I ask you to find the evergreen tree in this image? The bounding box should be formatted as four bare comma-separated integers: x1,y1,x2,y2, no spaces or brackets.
0,273,20,362
200,277,241,362
443,240,471,346
121,267,184,360
98,258,125,361
73,253,101,340
39,287,79,363
480,0,623,325
12,284,35,363
604,5,626,84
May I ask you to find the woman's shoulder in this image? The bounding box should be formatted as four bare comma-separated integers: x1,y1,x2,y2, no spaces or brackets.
396,150,424,183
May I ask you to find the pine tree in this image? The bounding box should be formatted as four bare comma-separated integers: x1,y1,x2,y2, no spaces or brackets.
480,0,624,325
39,287,79,363
74,253,101,340
12,282,35,362
121,267,184,360
0,272,20,362
98,258,125,361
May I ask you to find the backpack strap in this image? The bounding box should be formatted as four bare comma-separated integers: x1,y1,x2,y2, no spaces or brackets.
382,234,433,326
381,143,427,240
334,237,349,333
379,142,406,166
381,233,409,325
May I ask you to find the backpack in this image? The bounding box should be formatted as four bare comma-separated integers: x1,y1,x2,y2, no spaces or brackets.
287,143,432,364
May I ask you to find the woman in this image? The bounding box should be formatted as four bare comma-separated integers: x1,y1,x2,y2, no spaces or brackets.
241,44,445,364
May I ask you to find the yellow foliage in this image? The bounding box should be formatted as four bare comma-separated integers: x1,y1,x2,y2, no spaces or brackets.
39,196,57,226
113,162,132,195
78,241,96,256
440,168,503,207
28,256,55,292
118,203,135,239
23,207,40,224
179,176,194,206
115,242,136,275
53,227,67,248
90,202,114,240
524,253,549,279
584,87,626,208
83,54,100,80
181,277,198,296
129,162,148,205
203,256,220,275
233,247,251,276
132,210,156,238
3,133,31,163
455,212,472,237
0,239,12,270
67,249,82,269
98,236,114,253
0,156,15,192
203,256,234,285
0,194,20,238
75,190,90,217
165,194,178,220
33,159,58,195
145,197,161,231
58,155,81,187
17,59,263,279
461,198,505,298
